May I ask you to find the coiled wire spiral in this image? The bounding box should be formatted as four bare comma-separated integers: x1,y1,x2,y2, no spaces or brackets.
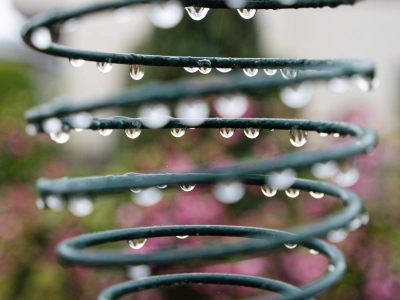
22,0,378,299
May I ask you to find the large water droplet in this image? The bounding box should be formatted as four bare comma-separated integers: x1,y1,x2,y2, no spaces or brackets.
309,249,319,255
171,128,186,137
99,129,113,136
243,68,258,77
31,27,52,49
268,169,297,190
261,185,277,197
328,264,336,272
311,161,338,179
138,103,170,129
213,181,245,204
185,7,209,21
180,184,196,192
333,167,359,187
199,67,212,74
127,238,147,249
69,58,85,68
97,62,113,73
237,8,257,19
220,128,235,138
284,243,297,249
184,66,199,73
289,129,307,147
244,128,260,139
352,75,373,92
361,212,369,225
264,69,277,76
26,124,38,136
125,128,141,139
132,187,163,206
177,235,188,239
45,195,66,212
36,197,45,210
310,191,324,199
175,99,209,126
50,131,71,144
147,1,183,29
280,81,314,108
42,117,62,133
327,228,348,243
157,185,167,189
68,195,93,217
69,112,92,129
328,77,350,93
285,188,300,198
214,94,248,118
280,68,298,80
348,217,362,232
130,188,142,193
319,132,329,137
216,68,232,73
130,64,145,80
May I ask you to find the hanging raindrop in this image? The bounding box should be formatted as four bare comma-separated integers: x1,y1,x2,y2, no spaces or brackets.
97,61,113,73
185,7,209,21
199,67,212,74
216,68,232,73
130,64,145,80
243,68,258,77
170,128,186,138
127,238,147,249
50,131,71,144
310,249,319,255
280,68,298,80
327,228,348,243
69,58,85,68
180,184,196,192
237,8,257,19
177,235,188,239
310,191,324,199
99,129,113,136
261,185,277,197
220,128,235,138
184,67,199,73
284,243,298,249
244,128,260,139
125,128,141,139
130,188,142,193
289,129,308,147
285,188,300,198
264,69,277,76
68,195,93,217
30,27,52,49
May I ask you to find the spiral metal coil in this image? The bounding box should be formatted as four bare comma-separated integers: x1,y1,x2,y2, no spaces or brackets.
22,0,378,299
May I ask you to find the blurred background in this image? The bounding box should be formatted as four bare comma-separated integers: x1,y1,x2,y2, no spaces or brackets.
0,0,399,299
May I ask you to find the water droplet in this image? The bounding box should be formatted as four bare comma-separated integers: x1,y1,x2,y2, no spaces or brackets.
280,81,314,108
243,68,258,77
264,69,277,76
45,195,66,212
285,188,300,198
63,18,79,32
319,132,329,137
30,27,52,49
268,169,297,190
147,1,183,29
185,7,209,21
289,129,308,147
177,235,188,239
184,66,199,73
130,64,145,80
69,58,85,68
309,249,319,255
284,243,297,249
360,212,369,225
25,124,38,136
138,104,170,129
199,67,211,74
327,228,348,243
244,128,260,139
125,128,141,139
214,94,248,118
127,238,147,249
180,184,196,192
127,265,151,280
237,8,257,19
310,191,324,199
352,75,372,92
97,62,113,73
50,131,70,144
99,129,113,136
171,128,186,137
332,167,359,187
69,112,92,129
157,185,167,189
333,133,340,138
175,99,209,126
68,195,93,217
220,128,235,138
213,181,245,204
132,187,163,206
328,77,350,93
328,264,336,272
130,188,142,193
280,68,298,80
42,117,62,133
36,197,45,210
216,68,232,73
348,217,362,232
311,161,338,179
261,185,277,197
